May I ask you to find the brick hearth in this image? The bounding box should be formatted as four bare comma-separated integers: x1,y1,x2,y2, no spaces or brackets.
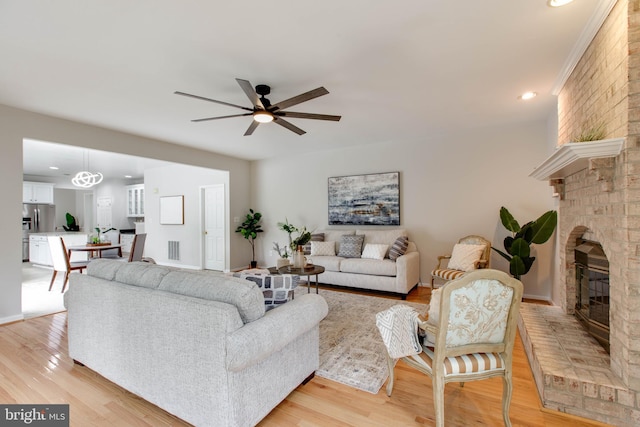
518,304,638,425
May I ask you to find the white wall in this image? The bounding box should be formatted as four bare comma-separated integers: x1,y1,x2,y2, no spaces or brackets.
252,120,557,299
0,103,251,324
144,164,229,269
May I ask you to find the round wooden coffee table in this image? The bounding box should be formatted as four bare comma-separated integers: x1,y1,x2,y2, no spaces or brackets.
276,265,325,294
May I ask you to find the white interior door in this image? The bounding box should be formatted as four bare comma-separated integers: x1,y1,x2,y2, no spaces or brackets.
203,184,225,271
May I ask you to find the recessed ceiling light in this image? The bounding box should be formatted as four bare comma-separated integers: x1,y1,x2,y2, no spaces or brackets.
547,0,574,7
49,166,59,170
124,175,132,179
518,91,537,101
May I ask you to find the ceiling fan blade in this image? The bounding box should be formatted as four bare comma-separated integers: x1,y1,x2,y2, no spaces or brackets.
244,120,260,136
274,117,306,135
236,78,265,110
269,87,329,112
174,91,253,112
191,113,253,122
276,111,341,121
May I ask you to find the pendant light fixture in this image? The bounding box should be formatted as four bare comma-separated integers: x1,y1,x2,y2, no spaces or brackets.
71,150,103,188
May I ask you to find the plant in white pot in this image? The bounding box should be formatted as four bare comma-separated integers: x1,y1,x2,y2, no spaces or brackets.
272,242,290,268
235,209,263,268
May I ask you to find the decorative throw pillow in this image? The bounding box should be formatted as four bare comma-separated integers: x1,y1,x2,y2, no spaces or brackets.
304,233,325,255
389,236,409,261
447,243,486,271
337,234,365,258
310,241,336,256
361,243,389,260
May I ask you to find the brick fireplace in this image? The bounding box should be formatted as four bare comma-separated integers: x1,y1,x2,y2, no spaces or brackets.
519,1,640,425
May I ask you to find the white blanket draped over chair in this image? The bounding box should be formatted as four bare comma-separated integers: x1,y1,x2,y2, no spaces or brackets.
378,269,523,427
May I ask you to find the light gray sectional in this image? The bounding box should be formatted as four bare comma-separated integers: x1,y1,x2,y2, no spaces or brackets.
65,259,328,427
307,228,420,298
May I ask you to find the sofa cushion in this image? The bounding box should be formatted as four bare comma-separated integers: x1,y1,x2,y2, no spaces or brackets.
307,255,343,272
114,262,173,289
87,258,125,281
303,233,324,255
338,234,365,258
356,228,407,247
316,229,354,253
158,271,265,323
361,243,389,260
311,241,335,256
389,236,409,261
340,258,397,276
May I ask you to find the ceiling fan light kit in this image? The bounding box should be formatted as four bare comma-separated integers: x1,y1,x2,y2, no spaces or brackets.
175,78,341,136
253,110,274,123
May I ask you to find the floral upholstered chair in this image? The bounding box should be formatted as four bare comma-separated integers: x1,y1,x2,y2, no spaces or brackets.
430,235,491,288
383,269,523,427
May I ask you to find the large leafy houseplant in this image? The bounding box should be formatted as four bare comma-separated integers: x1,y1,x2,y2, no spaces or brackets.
235,209,263,268
277,218,311,253
492,206,557,280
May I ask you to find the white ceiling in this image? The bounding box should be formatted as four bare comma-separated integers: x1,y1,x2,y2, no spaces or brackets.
2,0,609,176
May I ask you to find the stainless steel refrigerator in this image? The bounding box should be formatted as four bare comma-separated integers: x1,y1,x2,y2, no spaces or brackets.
22,204,56,261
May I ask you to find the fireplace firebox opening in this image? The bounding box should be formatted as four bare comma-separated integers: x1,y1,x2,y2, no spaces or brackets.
574,239,610,354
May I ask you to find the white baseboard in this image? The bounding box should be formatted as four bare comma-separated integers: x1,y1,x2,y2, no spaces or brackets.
0,314,25,325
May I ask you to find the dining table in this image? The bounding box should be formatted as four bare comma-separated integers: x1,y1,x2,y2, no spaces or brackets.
67,243,123,259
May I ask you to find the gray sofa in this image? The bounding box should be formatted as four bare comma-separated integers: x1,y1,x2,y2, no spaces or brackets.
65,259,328,427
307,229,420,298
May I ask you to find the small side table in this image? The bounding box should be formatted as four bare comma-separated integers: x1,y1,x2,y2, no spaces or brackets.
273,265,325,294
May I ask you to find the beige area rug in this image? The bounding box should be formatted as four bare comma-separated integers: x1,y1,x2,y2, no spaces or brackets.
22,264,66,319
317,289,428,394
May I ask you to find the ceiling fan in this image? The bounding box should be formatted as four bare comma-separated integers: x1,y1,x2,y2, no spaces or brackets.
175,78,341,136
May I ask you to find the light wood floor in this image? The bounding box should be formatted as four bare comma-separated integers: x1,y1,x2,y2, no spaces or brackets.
0,285,610,427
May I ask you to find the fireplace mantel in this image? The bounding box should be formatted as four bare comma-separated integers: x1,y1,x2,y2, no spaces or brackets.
529,138,624,198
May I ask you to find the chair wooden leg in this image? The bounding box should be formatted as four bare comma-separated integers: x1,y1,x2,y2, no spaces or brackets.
433,374,445,427
385,354,395,397
48,271,58,291
502,373,513,427
61,272,70,293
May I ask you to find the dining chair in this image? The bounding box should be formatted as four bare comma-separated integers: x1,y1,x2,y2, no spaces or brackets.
47,236,91,293
430,235,491,288
381,269,523,427
128,233,147,262
100,232,123,259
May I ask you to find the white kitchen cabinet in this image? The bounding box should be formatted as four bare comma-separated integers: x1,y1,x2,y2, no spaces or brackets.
23,182,55,204
126,184,145,217
29,235,52,266
29,233,88,266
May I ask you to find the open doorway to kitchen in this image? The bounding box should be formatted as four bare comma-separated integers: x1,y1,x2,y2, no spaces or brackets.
22,138,232,315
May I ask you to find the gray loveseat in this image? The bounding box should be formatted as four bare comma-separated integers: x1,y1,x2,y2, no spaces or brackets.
307,229,420,298
65,259,328,427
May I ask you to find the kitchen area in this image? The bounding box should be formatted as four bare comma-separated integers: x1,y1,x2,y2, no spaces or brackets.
22,181,145,267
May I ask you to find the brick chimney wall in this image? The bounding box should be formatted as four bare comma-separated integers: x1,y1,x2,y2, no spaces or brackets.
556,0,640,390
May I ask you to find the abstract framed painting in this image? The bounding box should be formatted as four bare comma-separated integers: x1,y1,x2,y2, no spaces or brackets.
328,172,400,225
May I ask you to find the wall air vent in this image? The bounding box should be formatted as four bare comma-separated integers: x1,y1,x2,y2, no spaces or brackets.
168,241,180,261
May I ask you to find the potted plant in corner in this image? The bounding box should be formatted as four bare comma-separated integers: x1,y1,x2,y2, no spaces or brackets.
235,209,263,269
492,206,557,280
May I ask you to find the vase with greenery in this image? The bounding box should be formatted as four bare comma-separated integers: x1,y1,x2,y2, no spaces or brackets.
492,206,557,280
277,218,312,254
235,209,263,268
91,227,116,244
